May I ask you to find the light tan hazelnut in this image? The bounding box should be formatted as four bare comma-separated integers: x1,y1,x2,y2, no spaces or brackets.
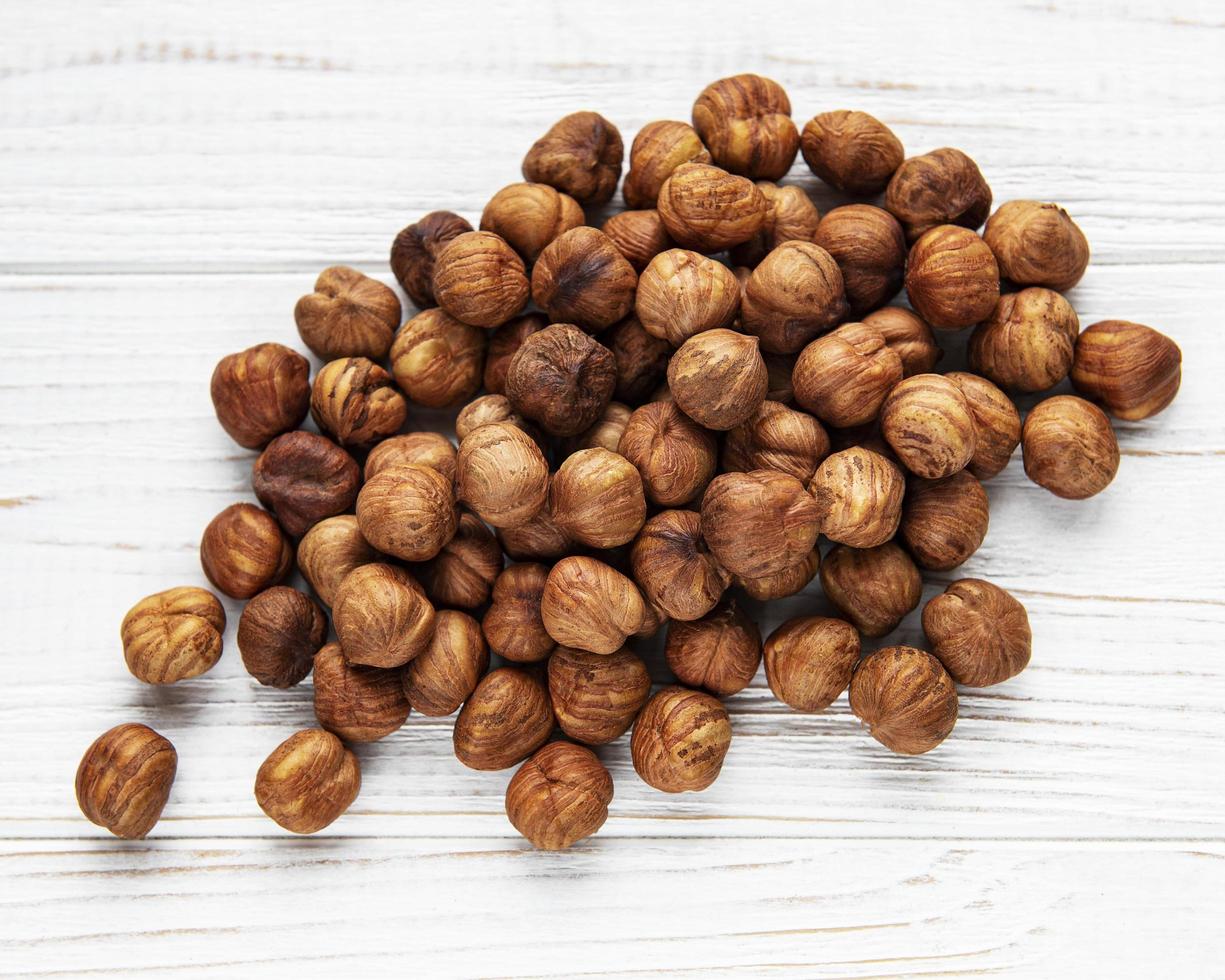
548,447,647,549
635,249,740,346
905,226,1000,331
296,515,382,608
456,422,550,528
255,729,361,835
692,74,799,180
880,374,978,480
764,616,860,712
356,463,458,562
657,162,769,253
454,394,537,444
480,181,585,264
364,432,457,485
809,447,906,549
541,556,648,655
729,182,822,268
389,308,486,409
121,586,226,685
968,288,1080,392
623,120,711,209
631,686,731,793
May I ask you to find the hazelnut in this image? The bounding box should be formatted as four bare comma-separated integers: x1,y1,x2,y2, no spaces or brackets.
356,463,458,562
120,586,226,684
900,470,990,570
849,646,958,755
296,515,381,608
667,328,768,430
819,542,922,638
885,147,993,242
480,181,585,263
541,556,648,655
945,372,1022,480
635,249,740,346
792,321,903,427
390,210,473,309
983,200,1090,291
1022,395,1119,499
532,227,638,331
631,509,731,622
729,182,822,268
506,323,617,437
364,432,457,485
739,241,848,354
453,666,555,771
418,512,502,609
618,400,718,506
389,309,486,409
657,162,769,253
505,742,613,850
905,226,1000,331
237,585,327,688
254,729,360,834
862,307,943,378
564,401,632,454
550,447,647,549
210,342,310,450
432,231,530,328
252,431,360,537
456,421,550,528
602,209,674,272
814,205,906,316
310,357,407,450
332,563,435,669
880,374,977,479
1071,320,1182,420
623,120,711,209
200,503,292,599
294,265,400,361
455,394,534,443
549,645,651,745
800,110,904,196
484,313,547,395
700,469,819,579
631,686,731,793
665,599,762,697
923,578,1032,687
402,609,489,716
522,110,623,206
809,447,905,549
968,288,1080,392
497,510,574,562
692,74,798,180
483,563,555,663
75,724,176,839
764,616,860,712
736,546,820,602
722,400,830,483
312,642,410,742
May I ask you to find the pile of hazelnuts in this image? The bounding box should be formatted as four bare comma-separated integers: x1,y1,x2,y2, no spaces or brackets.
75,74,1183,850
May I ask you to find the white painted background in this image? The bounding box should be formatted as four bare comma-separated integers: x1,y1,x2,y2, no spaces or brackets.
2,1,1224,976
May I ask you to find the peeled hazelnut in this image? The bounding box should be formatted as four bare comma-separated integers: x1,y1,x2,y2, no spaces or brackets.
819,542,922,638
75,724,176,839
480,181,585,263
484,313,547,395
550,448,647,549
310,357,407,450
729,182,822,268
121,586,226,684
456,421,550,528
665,599,762,696
968,288,1080,392
294,265,400,361
549,645,651,745
945,372,1022,480
1022,395,1119,500
332,563,435,668
296,515,381,608
814,205,906,316
522,111,623,206
455,394,534,444
800,110,904,196
390,210,473,309
565,401,632,454
506,323,617,437
483,563,555,663
623,120,711,209
210,342,310,450
900,470,990,570
849,646,958,755
736,545,820,601
631,686,731,793
692,73,798,180
739,241,848,354
905,226,1000,331
1071,320,1182,420
657,162,769,253
541,556,648,655
764,616,860,712
200,503,292,599
880,374,977,479
432,231,530,329
602,209,674,272
497,509,574,562
631,510,731,622
312,642,410,742
983,200,1090,292
923,578,1032,687
809,447,906,549
453,666,555,771
418,511,502,609
253,431,360,537
635,249,740,346
532,227,638,331
506,742,613,850
792,321,903,427
356,463,458,562
402,609,489,716
389,309,486,409
364,432,457,485
722,400,830,483
700,469,819,579
255,729,360,834
618,400,718,507
885,148,993,242
668,328,768,430
862,307,942,378
237,586,327,688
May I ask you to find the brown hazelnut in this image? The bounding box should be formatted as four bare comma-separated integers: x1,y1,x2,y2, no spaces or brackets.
983,200,1090,292
453,666,555,771
722,400,830,483
402,609,489,716
294,265,401,361
1022,395,1119,499
548,645,651,745
667,328,768,430
880,374,977,479
905,226,1000,331
484,313,547,395
602,209,674,272
665,599,762,696
432,231,530,329
900,470,990,570
923,578,1032,687
497,508,574,562
482,563,554,663
792,321,903,427
1071,320,1182,420
618,400,718,507
310,357,407,450
700,469,819,579
356,463,458,562
564,401,632,454
480,181,585,263
657,162,769,253
729,182,822,268
456,421,550,528
692,74,798,180
296,515,381,608
312,642,410,742
532,227,638,332
522,111,623,206
740,242,848,354
809,447,906,549
454,394,534,443
885,148,993,242
237,585,327,688
968,288,1080,392
255,729,360,835
506,323,617,437
252,431,360,537
506,742,613,850
623,120,711,209
120,586,226,684
390,211,473,309
849,646,958,755
389,309,486,409
635,249,740,346
210,342,310,450
819,542,922,638
945,372,1022,480
735,546,820,602
814,205,906,316
200,503,292,599
332,563,435,668
800,110,904,196
75,724,176,839
862,307,943,378
418,512,502,609
764,616,860,712
631,509,731,621
550,448,647,549
631,686,731,793
541,556,648,655
364,432,457,485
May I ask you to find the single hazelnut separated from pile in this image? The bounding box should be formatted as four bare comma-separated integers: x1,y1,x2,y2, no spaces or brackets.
740,241,849,354
541,556,649,655
200,503,292,600
312,642,410,743
296,515,381,608
905,225,1001,331
945,372,1022,480
623,120,711,209
522,110,623,206
456,421,550,528
565,401,632,454
505,742,614,850
880,374,978,480
482,563,554,663
402,609,489,717
736,547,820,602
550,447,647,549
505,323,617,438
923,578,1032,687
453,667,555,771
431,231,530,329
900,470,990,570
254,729,361,835
809,447,906,549
701,469,819,579
657,162,769,253
618,400,718,506
1022,395,1120,499
252,431,361,537
692,73,798,180
419,512,502,610
631,509,731,622
120,586,226,685
849,647,958,755
730,182,822,268
390,210,473,309
722,400,830,483
968,288,1081,393
237,585,327,688
983,200,1090,292
764,616,861,712
792,321,903,427
635,248,740,346
532,227,639,332
631,686,732,793
356,463,458,562
210,342,310,450
800,110,904,196
814,205,907,316
862,307,943,378
332,563,435,669
820,542,922,638
548,645,651,745
365,432,457,484
1071,320,1182,420
389,309,486,409
885,147,993,242
665,599,762,697
75,723,177,839
310,357,408,450
294,265,401,362
484,313,547,396
602,209,674,272
667,328,768,430
480,181,585,264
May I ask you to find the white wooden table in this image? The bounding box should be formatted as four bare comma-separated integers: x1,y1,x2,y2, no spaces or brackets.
3,2,1224,976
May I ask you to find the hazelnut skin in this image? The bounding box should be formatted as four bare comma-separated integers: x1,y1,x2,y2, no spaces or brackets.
700,469,819,579
983,200,1090,292
736,547,820,602
945,372,1022,480
296,515,381,608
532,227,639,331
668,328,768,430
389,309,486,409
740,241,849,354
1071,320,1182,420
390,210,473,309
809,447,906,549
657,162,769,253
356,463,458,563
480,181,585,264
665,599,762,697
631,686,732,793
885,147,993,242
522,111,623,206
792,321,904,427
454,394,536,444
312,642,410,743
548,645,652,745
862,307,943,378
623,120,711,209
252,431,360,537
505,323,617,438
814,205,906,316
120,586,226,684
453,666,555,771
402,609,489,716
200,503,292,599
849,646,958,755
483,563,555,664
602,209,674,272
722,400,830,483
364,432,457,485
456,421,550,528
923,578,1032,687
905,226,1001,331
254,729,360,835
332,563,435,669
764,616,860,712
237,585,327,688
310,357,407,450
565,401,632,455
1022,395,1120,500
968,287,1080,392
631,509,731,622
75,723,177,839
819,542,922,638
418,512,502,610
729,182,822,268
294,265,400,362
497,509,574,562
210,342,310,450
880,374,978,480
692,73,798,180
635,248,740,346
550,447,647,549
541,556,649,655
800,110,904,196
618,400,718,507
484,313,547,395
432,231,530,329
900,471,990,570
506,742,613,850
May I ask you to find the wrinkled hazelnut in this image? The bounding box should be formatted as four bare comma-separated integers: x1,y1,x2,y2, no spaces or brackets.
631,686,731,793
665,599,762,696
800,110,904,196
454,394,533,443
497,509,574,562
722,400,830,483
522,111,623,206
453,666,555,771
849,646,958,755
819,542,922,638
862,307,943,378
484,313,547,395
200,503,292,599
968,287,1080,392
635,249,740,346
389,308,486,409
294,265,400,361
736,546,820,602
740,241,848,354
809,447,906,549
885,148,993,242
364,432,457,485
312,642,410,742
482,563,555,663
121,586,226,684
1022,395,1119,499
549,645,651,745
602,209,674,272
333,563,435,668
418,512,502,609
565,401,632,454
700,469,819,579
532,227,639,331
668,328,768,430
356,463,458,562
390,211,473,309
506,323,617,437
983,200,1090,292
456,421,550,528
432,231,530,328
311,357,407,450
880,374,977,479
618,400,718,507
506,742,613,850
900,470,990,570
729,182,822,268
255,729,360,835
541,556,648,655
550,447,647,549
905,226,1000,330
296,515,381,608
210,342,310,450
237,586,327,688
1071,320,1182,420
402,609,489,716
623,120,711,209
792,321,903,427
692,74,798,180
764,616,860,712
945,372,1021,480
923,578,1032,687
657,162,769,253
480,181,585,263
253,431,360,537
814,205,906,316
75,724,176,839
631,509,731,622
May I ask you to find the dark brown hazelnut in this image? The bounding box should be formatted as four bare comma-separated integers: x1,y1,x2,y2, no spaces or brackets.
255,729,360,835
764,616,860,712
862,307,943,378
549,645,652,745
532,227,638,332
740,242,848,354
522,111,623,206
200,503,292,599
945,372,1022,480
968,287,1080,392
631,509,731,621
364,432,457,484
809,447,905,549
312,642,410,742
849,646,958,755
618,400,718,507
735,546,820,602
983,200,1090,291
390,211,473,309
657,162,769,253
631,686,731,793
496,510,574,562
453,666,555,771
210,342,310,450
484,313,548,395
665,599,761,696
296,515,381,608
75,724,176,839
550,448,647,549
635,248,740,346
602,209,674,272
480,181,585,264
541,556,648,655
668,328,768,430
454,394,534,443
729,182,822,268
692,74,798,180
800,110,904,196
432,231,530,329
418,511,502,609
310,357,407,450
722,400,830,483
880,374,977,479
819,542,922,638
564,401,632,454
483,563,554,663
814,205,906,316
792,321,903,427
456,422,550,528
294,265,401,361
923,578,1032,687
506,742,613,850
623,120,711,209
237,585,327,688
885,147,993,242
505,323,617,437
332,563,435,668
402,609,489,716
120,587,226,684
1022,395,1119,499
389,308,486,409
252,431,360,537
905,226,1000,331
1071,320,1182,420
700,469,819,579
900,470,990,570
356,463,458,562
